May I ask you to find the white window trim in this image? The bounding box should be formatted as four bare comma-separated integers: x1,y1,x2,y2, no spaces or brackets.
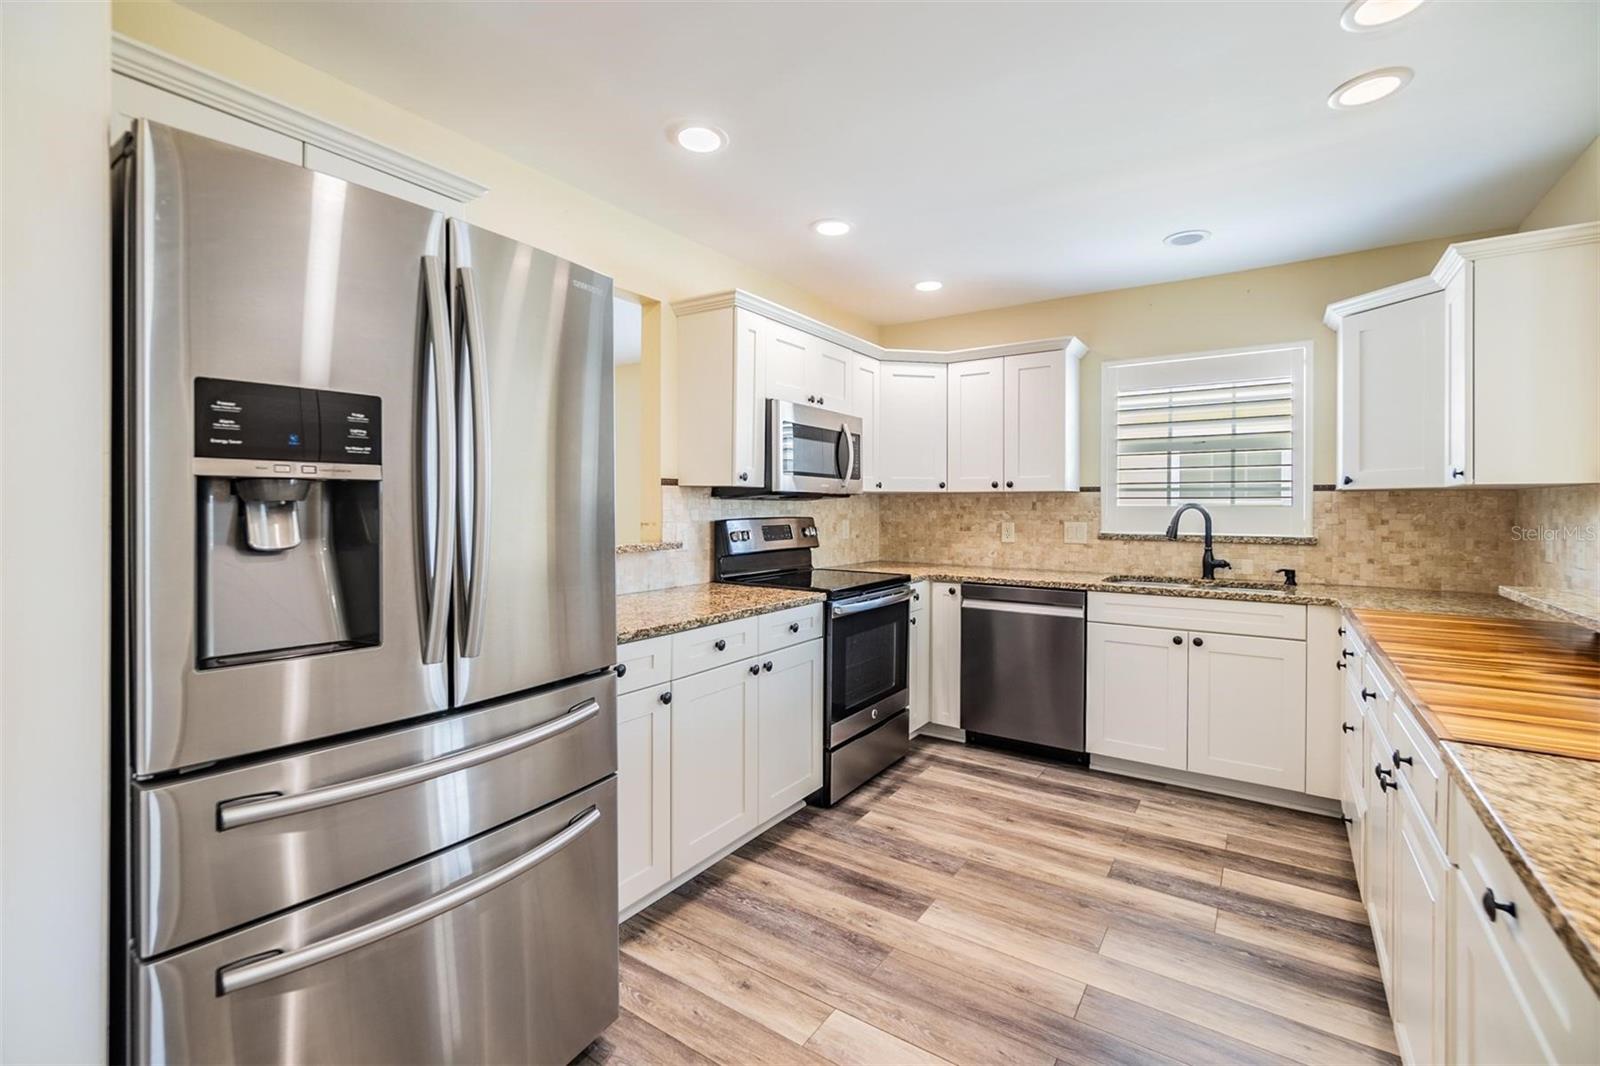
1099,342,1313,538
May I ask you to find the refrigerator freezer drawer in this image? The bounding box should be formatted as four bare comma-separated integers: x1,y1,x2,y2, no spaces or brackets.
136,777,619,1066
136,672,616,956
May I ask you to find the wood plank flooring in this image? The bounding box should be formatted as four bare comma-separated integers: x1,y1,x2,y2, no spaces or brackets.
581,738,1395,1066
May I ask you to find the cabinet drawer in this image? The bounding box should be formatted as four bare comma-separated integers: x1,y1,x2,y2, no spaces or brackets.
672,616,760,678
1339,619,1365,698
1450,784,1600,1063
757,603,824,653
1088,592,1306,640
616,634,671,695
1390,694,1445,844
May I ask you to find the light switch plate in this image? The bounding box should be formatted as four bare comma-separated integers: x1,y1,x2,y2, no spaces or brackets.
1064,521,1088,544
1000,521,1016,544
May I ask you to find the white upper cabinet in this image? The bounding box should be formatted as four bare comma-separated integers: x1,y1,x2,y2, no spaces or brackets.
1337,291,1450,490
763,319,815,406
1004,348,1079,492
854,353,882,490
1327,223,1600,490
879,362,949,492
810,340,855,412
947,357,1006,492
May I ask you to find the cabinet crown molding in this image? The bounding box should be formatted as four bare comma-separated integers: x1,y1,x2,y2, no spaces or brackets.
111,33,488,204
672,289,1088,365
1324,222,1600,327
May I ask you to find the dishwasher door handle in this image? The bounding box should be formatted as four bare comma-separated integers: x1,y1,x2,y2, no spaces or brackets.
960,600,1085,619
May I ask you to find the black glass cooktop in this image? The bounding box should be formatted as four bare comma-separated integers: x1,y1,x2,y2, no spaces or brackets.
729,568,909,600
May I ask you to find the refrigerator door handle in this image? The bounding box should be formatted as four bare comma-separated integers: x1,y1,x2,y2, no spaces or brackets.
420,254,456,665
456,263,492,659
215,698,602,831
215,805,603,995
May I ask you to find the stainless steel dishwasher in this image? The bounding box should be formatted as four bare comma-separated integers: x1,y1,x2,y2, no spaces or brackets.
960,584,1087,752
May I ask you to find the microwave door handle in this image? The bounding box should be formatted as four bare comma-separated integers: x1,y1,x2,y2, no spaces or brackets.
420,254,456,666
841,421,856,481
455,264,491,659
216,805,602,995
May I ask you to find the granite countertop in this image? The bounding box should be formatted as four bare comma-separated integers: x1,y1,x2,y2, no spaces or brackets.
1499,585,1600,632
617,583,823,643
1443,742,1600,998
855,560,1551,619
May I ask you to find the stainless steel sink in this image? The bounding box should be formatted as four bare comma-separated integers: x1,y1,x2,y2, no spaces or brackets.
1102,575,1294,596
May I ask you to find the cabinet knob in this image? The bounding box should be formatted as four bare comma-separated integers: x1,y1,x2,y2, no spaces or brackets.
748,663,760,675
1361,688,1377,701
1340,815,1353,825
763,661,773,672
938,481,946,489
659,691,672,705
1342,649,1356,658
1451,468,1466,479
1374,764,1397,791
1342,475,1354,485
947,587,957,596
1172,635,1183,645
1005,481,1014,489
876,482,883,489
1481,888,1517,923
818,398,825,406
808,395,816,403
912,591,920,601
1192,636,1204,648
1338,626,1346,636
714,638,727,651
738,471,749,482
1343,722,1356,733
1336,661,1347,670
1392,750,1414,768
788,621,800,633
910,617,917,626
615,663,627,677
991,481,999,489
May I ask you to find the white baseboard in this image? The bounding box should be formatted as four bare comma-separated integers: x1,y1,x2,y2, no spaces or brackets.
619,800,805,923
1090,756,1341,817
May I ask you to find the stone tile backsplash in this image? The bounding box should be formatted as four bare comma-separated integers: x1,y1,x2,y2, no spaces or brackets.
617,484,1598,597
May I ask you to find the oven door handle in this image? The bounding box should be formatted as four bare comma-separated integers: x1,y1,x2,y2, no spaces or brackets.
830,587,913,618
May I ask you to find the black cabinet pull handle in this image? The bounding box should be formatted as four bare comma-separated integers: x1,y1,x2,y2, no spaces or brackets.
1336,661,1347,670
1172,635,1183,645
1392,750,1413,768
659,691,672,705
1361,688,1377,701
1338,626,1346,636
615,663,627,677
1342,723,1356,733
1374,765,1397,791
1192,636,1204,647
714,639,727,651
748,663,760,675
788,621,800,633
1451,468,1466,479
763,661,773,672
1481,888,1516,923
1342,650,1356,658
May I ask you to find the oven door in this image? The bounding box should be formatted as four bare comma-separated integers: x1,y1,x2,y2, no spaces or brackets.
769,399,863,495
826,587,911,745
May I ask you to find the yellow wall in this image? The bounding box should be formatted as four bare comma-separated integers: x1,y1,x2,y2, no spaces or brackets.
879,234,1499,485
112,0,877,494
1520,137,1600,231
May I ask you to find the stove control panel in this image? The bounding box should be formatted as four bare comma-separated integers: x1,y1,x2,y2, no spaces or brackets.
714,516,820,557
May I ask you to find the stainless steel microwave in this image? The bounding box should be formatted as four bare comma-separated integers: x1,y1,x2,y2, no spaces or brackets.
766,399,863,496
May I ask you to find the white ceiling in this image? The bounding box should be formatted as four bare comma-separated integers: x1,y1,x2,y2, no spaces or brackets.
182,1,1599,324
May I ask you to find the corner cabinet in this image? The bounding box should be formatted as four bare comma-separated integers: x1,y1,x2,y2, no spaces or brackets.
1327,223,1600,490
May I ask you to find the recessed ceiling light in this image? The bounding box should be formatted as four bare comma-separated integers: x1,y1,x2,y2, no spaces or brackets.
1163,229,1211,247
671,124,728,153
812,219,852,237
1340,0,1424,31
914,280,943,292
1328,67,1413,109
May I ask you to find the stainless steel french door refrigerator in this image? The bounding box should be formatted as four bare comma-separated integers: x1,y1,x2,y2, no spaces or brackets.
112,121,619,1064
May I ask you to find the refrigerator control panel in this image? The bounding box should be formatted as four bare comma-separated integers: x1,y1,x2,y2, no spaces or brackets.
195,377,382,466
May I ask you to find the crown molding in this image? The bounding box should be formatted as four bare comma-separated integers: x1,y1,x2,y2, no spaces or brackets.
1321,275,1440,329
1432,221,1600,286
111,34,488,203
671,289,1087,364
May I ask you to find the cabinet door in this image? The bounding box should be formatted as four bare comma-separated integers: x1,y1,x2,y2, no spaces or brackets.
763,319,814,405
757,640,824,820
1003,350,1068,491
809,340,854,412
947,357,1005,492
908,607,930,732
1451,869,1553,1065
1337,292,1449,489
879,362,949,492
1444,269,1472,485
854,353,882,490
617,687,671,912
929,583,962,727
1390,795,1447,1066
1186,632,1307,791
670,658,760,876
1363,719,1394,975
1085,623,1188,769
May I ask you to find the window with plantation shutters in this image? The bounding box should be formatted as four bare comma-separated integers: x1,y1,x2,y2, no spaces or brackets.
1100,344,1312,537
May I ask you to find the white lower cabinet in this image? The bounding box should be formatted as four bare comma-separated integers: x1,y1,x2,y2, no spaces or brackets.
670,657,761,877
929,582,962,728
1086,622,1189,769
1390,788,1448,1066
616,686,672,913
908,603,930,733
757,640,824,820
1186,632,1307,791
1364,711,1396,977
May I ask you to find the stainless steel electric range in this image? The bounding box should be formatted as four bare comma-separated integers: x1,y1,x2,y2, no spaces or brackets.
713,517,911,805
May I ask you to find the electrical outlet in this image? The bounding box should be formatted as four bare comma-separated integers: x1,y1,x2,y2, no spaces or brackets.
1001,521,1016,543
840,518,850,540
1064,521,1088,544
1236,558,1255,575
